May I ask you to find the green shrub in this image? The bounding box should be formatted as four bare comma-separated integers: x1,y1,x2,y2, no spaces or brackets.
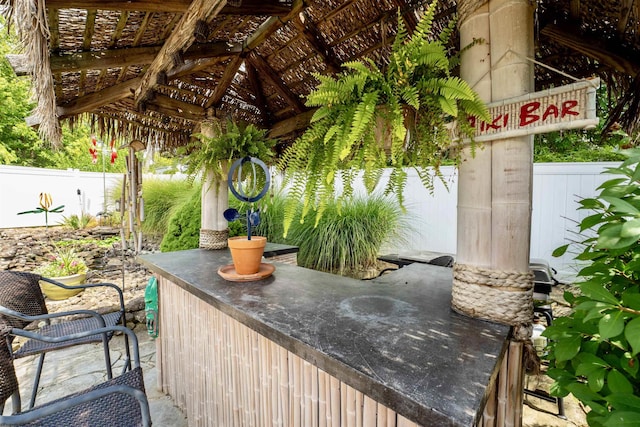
160,189,202,252
142,178,195,235
287,195,408,277
545,149,640,426
59,213,95,229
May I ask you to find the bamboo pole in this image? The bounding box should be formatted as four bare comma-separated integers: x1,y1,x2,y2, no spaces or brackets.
457,2,535,426
199,118,229,249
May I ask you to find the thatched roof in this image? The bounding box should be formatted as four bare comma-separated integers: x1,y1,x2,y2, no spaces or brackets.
3,0,640,150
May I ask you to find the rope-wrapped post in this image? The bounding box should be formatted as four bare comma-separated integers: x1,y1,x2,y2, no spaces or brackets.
452,263,534,325
452,262,539,373
199,229,229,250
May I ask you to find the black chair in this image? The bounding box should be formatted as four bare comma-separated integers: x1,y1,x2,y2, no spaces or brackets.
0,271,129,411
0,325,151,426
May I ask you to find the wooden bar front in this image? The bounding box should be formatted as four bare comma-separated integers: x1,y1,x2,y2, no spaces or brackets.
139,248,510,427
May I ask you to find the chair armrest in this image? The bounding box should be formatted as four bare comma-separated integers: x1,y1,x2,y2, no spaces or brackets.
41,278,126,311
0,306,108,327
9,325,140,366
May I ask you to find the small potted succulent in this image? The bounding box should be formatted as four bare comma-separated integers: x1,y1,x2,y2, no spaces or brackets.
35,246,88,299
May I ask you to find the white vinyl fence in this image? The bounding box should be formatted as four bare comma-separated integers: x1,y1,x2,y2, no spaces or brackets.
1,162,620,277
0,165,123,228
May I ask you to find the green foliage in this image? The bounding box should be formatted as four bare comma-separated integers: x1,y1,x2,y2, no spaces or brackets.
0,17,42,166
58,213,95,229
286,195,409,277
184,120,277,184
35,246,88,277
159,188,202,252
278,1,489,236
47,124,128,172
545,148,640,426
141,178,196,236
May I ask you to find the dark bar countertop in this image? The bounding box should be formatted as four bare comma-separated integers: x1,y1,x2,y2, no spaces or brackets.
139,247,510,427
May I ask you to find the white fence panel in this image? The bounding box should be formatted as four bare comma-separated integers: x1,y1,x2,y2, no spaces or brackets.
1,162,621,277
0,165,122,228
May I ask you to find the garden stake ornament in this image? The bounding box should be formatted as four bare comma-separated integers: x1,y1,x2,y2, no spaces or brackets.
223,156,270,240
17,193,64,228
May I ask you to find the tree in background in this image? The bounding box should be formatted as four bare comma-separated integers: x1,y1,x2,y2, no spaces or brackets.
0,17,43,165
0,17,126,172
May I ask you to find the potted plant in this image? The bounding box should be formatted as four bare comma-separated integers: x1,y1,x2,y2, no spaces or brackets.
219,156,273,280
184,119,277,249
278,0,490,236
35,246,88,300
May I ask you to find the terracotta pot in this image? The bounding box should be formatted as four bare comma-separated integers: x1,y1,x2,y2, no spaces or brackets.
39,273,86,300
228,236,267,275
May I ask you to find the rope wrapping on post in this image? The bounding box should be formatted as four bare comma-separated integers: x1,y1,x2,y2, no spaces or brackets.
452,263,534,326
199,229,229,250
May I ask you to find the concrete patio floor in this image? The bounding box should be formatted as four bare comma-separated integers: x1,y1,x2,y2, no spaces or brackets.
2,323,187,426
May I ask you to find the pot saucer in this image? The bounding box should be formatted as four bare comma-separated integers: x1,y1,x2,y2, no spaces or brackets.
218,263,275,282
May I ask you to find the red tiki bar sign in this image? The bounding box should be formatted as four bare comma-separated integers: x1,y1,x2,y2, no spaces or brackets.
468,78,599,142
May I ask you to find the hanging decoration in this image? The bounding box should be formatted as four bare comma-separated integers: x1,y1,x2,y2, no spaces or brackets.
89,136,98,164
110,137,118,164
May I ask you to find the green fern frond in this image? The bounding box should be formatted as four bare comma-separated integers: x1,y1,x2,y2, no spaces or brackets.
344,91,379,159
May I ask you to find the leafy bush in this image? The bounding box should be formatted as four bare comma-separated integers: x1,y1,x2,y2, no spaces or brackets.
287,195,409,277
59,213,95,229
545,149,640,426
160,188,201,252
142,178,196,235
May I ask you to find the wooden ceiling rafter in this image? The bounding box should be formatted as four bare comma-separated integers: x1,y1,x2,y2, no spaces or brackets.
42,42,241,74
293,12,341,74
542,24,640,76
247,52,305,113
618,0,635,34
133,0,227,107
204,54,244,109
108,11,130,49
245,62,269,124
43,0,293,15
132,12,153,47
58,77,142,119
48,9,60,51
145,93,208,122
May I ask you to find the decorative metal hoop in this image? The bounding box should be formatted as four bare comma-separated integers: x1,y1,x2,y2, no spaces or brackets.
227,156,270,203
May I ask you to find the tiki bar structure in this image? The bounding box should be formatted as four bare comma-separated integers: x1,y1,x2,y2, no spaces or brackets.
4,0,640,425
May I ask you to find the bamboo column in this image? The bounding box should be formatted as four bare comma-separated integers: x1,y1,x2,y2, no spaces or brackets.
456,1,535,426
199,118,229,249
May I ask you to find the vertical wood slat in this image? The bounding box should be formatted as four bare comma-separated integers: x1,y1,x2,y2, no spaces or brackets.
157,277,425,426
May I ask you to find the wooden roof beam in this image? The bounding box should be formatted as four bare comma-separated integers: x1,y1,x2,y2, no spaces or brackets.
134,0,227,107
246,53,305,113
268,109,316,139
145,94,208,122
43,0,292,15
58,77,142,118
204,54,244,109
245,63,269,124
618,0,635,34
43,42,240,73
542,24,640,76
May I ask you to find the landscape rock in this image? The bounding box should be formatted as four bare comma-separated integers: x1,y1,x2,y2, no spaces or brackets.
0,226,161,325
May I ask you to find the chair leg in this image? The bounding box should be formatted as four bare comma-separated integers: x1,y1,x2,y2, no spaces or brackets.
9,390,21,415
120,316,132,374
28,353,46,409
101,333,114,380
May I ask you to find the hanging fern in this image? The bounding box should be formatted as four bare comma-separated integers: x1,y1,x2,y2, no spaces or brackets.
278,0,491,236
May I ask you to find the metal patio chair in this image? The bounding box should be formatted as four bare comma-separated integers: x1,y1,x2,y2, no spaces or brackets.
0,271,129,412
0,325,151,426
